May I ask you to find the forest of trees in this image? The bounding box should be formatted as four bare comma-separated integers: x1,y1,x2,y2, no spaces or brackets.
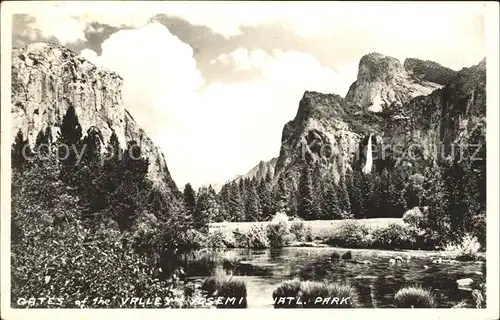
11,105,487,256
194,151,485,244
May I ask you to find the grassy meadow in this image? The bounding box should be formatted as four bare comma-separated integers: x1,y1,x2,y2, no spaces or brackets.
209,218,403,240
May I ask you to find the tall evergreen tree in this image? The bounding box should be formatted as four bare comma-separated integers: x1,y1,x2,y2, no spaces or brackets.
228,181,245,221
297,163,320,220
183,183,197,220
346,170,365,218
34,127,51,157
420,163,450,245
12,129,31,169
108,140,151,231
257,178,274,220
58,104,83,182
337,175,351,217
245,179,262,221
321,174,341,219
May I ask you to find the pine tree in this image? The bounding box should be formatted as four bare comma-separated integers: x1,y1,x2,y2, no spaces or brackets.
245,180,262,221
388,170,407,218
12,129,31,169
183,183,197,221
421,163,450,245
346,170,365,218
337,175,351,217
321,174,341,219
58,104,83,182
34,128,51,157
194,186,220,228
297,163,320,220
265,169,273,184
360,172,374,217
108,140,151,231
228,181,245,221
257,178,273,220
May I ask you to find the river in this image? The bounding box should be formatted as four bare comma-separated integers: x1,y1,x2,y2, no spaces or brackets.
188,247,485,308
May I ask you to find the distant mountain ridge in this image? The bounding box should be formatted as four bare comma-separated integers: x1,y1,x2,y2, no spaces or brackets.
234,157,278,182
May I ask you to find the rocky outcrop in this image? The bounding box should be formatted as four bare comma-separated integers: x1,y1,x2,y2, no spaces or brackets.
11,42,177,193
404,58,458,85
235,157,278,182
345,53,443,112
274,53,486,188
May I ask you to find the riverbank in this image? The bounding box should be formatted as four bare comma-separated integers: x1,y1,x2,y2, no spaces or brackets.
210,218,403,239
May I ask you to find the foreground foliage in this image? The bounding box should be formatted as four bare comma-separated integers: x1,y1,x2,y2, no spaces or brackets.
394,286,435,308
272,279,358,308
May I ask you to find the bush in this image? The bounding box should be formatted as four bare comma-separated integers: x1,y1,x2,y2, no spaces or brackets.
371,223,414,249
272,279,302,308
271,212,290,223
394,286,435,308
182,249,220,276
470,213,486,249
403,207,425,227
266,220,293,247
445,234,481,261
233,225,269,248
289,221,313,242
216,279,247,308
273,280,357,308
205,230,228,250
202,276,247,308
299,281,358,308
326,220,371,248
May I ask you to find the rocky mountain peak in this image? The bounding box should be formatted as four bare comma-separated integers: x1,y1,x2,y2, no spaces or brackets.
345,52,443,112
356,53,406,82
11,42,177,193
403,58,457,85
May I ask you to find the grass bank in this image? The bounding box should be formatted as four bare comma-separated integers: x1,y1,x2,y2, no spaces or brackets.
210,218,403,240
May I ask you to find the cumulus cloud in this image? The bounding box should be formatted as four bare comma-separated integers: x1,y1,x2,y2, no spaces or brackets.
79,23,347,188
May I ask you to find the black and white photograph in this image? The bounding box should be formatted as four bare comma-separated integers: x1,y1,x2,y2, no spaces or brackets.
1,1,499,317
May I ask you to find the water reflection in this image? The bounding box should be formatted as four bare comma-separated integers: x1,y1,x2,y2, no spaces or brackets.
189,247,484,308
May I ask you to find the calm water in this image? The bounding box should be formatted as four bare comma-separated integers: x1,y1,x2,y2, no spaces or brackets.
192,247,485,308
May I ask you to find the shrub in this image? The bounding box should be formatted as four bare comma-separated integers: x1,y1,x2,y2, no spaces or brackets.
299,281,358,308
445,234,481,261
289,221,313,242
233,225,269,249
402,207,424,227
271,212,290,223
272,280,357,308
266,220,293,247
470,213,486,249
272,279,302,308
326,220,370,248
394,286,435,308
371,223,414,249
182,249,220,276
216,279,247,308
205,230,228,250
202,276,247,308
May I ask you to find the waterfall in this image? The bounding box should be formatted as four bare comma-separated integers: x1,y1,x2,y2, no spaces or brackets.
363,134,373,174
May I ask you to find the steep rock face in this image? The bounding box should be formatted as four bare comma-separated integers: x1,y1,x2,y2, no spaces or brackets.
345,53,443,112
274,92,365,185
11,42,177,193
274,55,486,187
235,157,278,182
404,58,458,85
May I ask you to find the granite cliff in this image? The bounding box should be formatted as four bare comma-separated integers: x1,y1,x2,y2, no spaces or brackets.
274,53,486,187
235,157,278,182
11,42,177,193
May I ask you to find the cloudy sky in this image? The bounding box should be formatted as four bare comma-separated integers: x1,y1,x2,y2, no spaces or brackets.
10,2,486,188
